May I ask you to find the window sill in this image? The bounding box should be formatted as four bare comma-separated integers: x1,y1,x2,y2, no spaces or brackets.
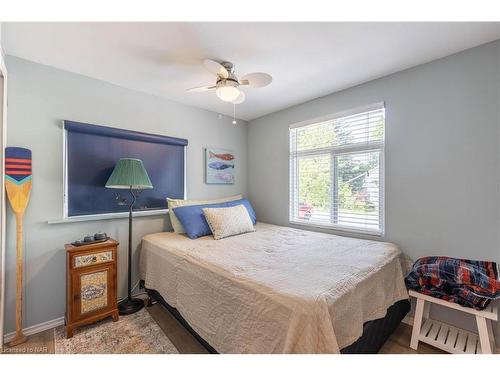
289,219,383,237
48,209,169,224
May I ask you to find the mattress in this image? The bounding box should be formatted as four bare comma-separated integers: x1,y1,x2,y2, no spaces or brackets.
139,222,409,353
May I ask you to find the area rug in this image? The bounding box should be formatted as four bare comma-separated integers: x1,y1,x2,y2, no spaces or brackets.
54,309,179,354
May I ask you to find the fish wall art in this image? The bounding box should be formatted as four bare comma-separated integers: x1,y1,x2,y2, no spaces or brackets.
205,148,235,184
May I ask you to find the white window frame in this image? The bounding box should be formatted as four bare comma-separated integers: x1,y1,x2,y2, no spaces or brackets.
289,103,385,236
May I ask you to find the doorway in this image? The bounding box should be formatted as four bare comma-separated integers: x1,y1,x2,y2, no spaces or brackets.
0,56,7,347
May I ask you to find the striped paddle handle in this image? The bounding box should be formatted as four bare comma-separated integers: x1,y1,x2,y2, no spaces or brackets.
14,212,25,341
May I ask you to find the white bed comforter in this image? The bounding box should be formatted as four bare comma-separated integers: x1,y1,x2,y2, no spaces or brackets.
139,223,408,353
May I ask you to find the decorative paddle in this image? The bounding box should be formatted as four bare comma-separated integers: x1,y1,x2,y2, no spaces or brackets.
5,147,32,346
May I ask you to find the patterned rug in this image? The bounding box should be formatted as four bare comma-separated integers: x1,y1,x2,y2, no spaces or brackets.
54,309,179,354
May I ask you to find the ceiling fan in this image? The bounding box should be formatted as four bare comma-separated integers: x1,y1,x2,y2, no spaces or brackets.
187,59,272,104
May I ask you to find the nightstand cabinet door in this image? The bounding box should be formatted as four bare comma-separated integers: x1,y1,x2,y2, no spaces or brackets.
65,239,119,338
71,263,116,322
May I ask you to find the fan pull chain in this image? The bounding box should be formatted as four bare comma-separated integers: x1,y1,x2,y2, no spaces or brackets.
232,103,237,125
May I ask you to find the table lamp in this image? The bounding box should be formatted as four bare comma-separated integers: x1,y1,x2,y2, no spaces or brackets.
105,158,153,315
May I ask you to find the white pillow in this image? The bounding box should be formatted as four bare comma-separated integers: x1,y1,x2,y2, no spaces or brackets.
203,205,255,240
167,194,242,233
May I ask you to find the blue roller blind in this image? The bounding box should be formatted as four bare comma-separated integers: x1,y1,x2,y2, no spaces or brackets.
64,120,187,217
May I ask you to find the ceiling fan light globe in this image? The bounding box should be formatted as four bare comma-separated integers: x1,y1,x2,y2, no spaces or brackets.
231,90,246,104
216,86,240,102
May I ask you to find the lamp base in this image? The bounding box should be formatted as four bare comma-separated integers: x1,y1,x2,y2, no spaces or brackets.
118,298,144,315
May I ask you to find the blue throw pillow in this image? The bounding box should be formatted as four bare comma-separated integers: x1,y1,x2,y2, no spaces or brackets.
172,199,257,239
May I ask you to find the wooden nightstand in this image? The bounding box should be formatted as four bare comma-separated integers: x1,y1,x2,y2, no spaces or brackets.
65,239,119,338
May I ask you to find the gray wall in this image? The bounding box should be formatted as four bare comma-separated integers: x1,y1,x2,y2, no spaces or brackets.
4,56,247,332
248,41,500,342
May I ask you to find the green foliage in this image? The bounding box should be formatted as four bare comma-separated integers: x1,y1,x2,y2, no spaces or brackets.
296,122,337,150
295,116,383,214
338,153,378,189
298,156,330,210
338,182,356,210
372,118,384,140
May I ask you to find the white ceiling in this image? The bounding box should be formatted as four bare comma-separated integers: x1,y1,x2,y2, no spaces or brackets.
3,22,500,121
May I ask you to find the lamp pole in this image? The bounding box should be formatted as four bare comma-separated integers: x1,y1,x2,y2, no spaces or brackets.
127,186,136,302
118,186,143,315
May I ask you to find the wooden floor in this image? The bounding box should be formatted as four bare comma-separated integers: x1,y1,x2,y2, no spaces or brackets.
2,302,448,354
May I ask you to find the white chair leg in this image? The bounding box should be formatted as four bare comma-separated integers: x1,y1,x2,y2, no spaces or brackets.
486,319,495,352
423,300,430,319
410,298,425,350
476,316,492,354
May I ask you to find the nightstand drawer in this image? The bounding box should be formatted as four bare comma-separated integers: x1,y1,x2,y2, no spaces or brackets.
74,250,113,268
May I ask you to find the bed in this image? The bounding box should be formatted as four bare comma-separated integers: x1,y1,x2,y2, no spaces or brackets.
139,222,410,354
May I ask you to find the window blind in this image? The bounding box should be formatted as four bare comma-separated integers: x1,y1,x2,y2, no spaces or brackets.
64,121,187,217
289,106,385,234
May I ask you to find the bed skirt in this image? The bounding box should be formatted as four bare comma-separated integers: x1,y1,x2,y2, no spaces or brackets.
145,287,410,354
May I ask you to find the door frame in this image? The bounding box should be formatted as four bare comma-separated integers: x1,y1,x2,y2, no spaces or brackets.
0,45,7,347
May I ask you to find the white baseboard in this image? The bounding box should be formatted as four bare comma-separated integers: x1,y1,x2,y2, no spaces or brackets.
3,316,64,343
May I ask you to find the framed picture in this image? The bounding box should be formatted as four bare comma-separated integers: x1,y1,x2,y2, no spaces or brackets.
205,148,235,184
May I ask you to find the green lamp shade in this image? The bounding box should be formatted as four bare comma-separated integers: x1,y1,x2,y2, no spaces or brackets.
105,158,153,189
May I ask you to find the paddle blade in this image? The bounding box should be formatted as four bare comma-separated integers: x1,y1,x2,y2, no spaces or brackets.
186,85,216,92
5,147,32,213
203,59,229,79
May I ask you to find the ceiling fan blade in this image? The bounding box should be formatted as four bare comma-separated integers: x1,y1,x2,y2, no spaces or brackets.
239,72,272,88
203,59,229,79
186,85,216,92
231,91,246,104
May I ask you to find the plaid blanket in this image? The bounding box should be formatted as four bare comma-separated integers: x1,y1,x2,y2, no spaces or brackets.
405,256,500,310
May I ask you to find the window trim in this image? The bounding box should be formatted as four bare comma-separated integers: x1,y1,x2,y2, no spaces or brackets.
288,102,385,130
288,103,385,237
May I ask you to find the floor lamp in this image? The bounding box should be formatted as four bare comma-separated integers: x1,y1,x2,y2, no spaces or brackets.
105,158,153,315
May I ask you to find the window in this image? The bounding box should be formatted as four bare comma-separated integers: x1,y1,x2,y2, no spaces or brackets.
289,104,385,235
